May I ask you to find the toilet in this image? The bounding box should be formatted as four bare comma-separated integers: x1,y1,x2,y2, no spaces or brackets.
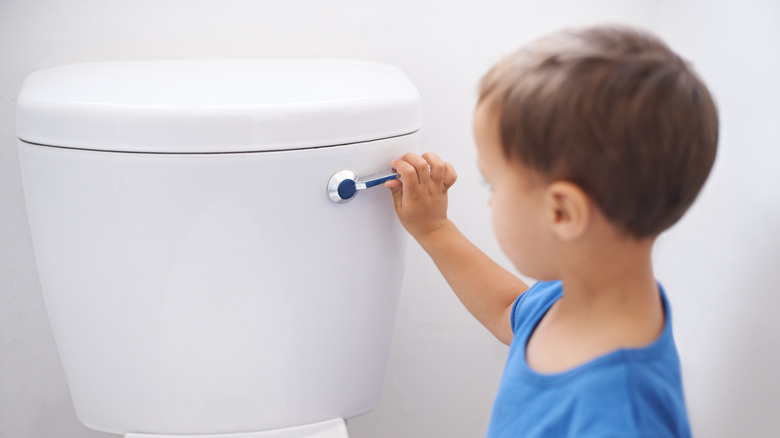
16,59,419,437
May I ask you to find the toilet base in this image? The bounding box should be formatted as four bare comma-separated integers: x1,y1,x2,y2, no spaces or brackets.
124,418,348,438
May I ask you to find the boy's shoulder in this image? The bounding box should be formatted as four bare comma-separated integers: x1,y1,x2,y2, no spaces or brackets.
509,280,562,333
492,280,691,438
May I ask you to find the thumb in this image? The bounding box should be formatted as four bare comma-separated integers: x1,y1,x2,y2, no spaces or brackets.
385,179,403,211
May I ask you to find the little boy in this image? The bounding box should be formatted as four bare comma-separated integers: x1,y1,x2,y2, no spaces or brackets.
384,24,717,437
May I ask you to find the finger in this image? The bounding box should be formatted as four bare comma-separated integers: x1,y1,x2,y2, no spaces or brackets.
403,153,431,184
422,152,445,186
387,179,403,212
443,162,458,189
384,179,402,191
391,158,419,192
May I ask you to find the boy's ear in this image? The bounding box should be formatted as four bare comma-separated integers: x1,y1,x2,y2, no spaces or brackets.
544,181,590,241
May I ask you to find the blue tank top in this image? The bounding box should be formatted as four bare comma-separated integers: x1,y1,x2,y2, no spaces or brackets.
487,281,691,437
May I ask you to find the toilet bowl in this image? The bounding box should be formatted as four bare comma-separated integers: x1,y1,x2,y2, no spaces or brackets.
125,418,348,438
17,59,419,436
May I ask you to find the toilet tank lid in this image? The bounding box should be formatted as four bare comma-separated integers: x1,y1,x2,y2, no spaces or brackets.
16,59,421,153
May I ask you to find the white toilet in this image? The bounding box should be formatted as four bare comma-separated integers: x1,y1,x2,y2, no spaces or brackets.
16,59,420,437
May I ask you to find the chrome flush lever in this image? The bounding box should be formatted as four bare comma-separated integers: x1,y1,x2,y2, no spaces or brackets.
328,169,398,203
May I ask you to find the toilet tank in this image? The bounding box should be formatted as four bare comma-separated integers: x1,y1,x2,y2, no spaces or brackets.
16,59,419,435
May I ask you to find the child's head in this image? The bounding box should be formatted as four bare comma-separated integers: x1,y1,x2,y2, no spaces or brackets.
476,24,718,240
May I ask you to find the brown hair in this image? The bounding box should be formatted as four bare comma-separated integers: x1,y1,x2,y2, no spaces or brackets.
479,24,718,238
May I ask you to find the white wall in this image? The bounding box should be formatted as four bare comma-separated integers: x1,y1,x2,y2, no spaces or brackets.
1,1,777,437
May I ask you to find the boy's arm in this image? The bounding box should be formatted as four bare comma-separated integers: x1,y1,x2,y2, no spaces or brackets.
386,152,529,345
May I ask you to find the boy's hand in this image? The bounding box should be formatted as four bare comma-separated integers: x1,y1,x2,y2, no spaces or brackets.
385,152,457,242
386,152,522,345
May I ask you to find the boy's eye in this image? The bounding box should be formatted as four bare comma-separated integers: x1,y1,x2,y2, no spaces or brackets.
476,163,492,190
479,175,493,191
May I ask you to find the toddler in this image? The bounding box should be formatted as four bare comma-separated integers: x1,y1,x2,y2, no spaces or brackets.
385,24,717,437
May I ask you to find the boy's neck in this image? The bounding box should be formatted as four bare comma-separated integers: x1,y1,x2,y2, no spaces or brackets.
554,233,661,321
527,235,665,374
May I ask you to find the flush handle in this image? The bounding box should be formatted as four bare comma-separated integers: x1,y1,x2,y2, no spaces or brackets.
328,169,398,203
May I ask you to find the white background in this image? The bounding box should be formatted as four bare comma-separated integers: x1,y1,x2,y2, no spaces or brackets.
1,1,778,437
